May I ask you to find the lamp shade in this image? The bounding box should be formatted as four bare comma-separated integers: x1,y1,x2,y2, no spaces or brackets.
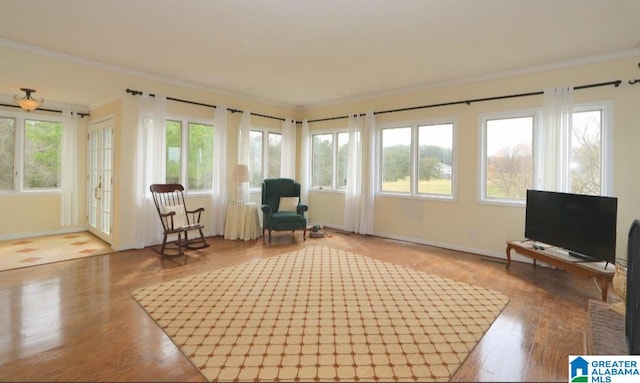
232,164,250,183
14,88,44,111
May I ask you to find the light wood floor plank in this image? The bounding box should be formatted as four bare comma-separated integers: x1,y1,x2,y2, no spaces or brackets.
0,230,603,381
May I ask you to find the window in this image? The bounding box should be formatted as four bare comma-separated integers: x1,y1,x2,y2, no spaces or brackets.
165,120,181,184
164,118,214,191
24,119,63,189
248,128,282,189
479,103,611,203
336,132,349,189
380,122,455,198
381,127,411,193
571,107,605,195
311,131,349,190
0,113,63,192
418,124,454,195
481,115,534,201
0,117,15,190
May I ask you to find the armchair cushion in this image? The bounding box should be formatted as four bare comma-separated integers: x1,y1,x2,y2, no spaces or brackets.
278,197,299,212
271,211,305,223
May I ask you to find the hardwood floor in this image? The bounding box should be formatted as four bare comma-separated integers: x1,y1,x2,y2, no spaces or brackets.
0,230,605,381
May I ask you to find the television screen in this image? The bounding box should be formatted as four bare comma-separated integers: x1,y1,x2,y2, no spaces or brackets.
524,190,617,264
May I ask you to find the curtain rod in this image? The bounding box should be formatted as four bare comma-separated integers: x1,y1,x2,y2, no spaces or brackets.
127,79,624,126
304,79,623,123
0,103,90,118
125,88,287,122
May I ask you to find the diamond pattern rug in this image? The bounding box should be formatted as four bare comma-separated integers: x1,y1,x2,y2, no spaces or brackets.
133,246,508,382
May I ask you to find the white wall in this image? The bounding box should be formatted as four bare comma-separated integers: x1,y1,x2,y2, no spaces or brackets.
302,57,640,262
1,44,639,264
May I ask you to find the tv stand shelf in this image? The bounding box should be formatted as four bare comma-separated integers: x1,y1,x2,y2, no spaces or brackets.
506,240,615,301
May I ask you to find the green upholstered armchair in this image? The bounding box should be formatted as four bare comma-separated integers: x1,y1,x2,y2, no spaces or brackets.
261,178,308,243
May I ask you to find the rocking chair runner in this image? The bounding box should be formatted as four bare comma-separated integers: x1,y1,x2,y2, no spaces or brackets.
150,184,209,257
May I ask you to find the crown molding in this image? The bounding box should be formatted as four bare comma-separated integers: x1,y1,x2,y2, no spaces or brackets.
2,38,639,112
0,38,297,110
304,48,640,110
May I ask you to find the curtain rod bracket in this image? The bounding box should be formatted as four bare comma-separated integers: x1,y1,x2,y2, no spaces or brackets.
126,88,143,96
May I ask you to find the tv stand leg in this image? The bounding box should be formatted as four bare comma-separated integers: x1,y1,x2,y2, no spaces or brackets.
505,242,537,270
595,277,609,302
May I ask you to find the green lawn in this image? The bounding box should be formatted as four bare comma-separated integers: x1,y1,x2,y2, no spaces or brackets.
382,178,452,195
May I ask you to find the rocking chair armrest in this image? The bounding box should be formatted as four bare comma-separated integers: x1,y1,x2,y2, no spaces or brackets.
185,207,205,214
158,211,179,230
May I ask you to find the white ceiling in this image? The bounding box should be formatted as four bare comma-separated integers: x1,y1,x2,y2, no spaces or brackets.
1,0,640,108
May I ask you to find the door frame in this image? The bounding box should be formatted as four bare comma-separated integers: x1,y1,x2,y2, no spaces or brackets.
86,115,115,244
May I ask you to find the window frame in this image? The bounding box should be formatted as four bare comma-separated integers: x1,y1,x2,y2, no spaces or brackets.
310,128,349,192
0,110,64,195
377,118,457,201
478,102,613,206
478,109,540,206
570,101,613,196
164,114,215,195
248,126,282,192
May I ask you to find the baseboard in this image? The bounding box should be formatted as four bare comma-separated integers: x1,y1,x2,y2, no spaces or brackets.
0,226,87,241
315,223,534,265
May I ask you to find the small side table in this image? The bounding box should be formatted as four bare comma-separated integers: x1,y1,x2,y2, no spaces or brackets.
224,203,262,241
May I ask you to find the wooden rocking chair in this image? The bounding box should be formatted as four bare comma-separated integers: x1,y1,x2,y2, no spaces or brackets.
150,184,209,259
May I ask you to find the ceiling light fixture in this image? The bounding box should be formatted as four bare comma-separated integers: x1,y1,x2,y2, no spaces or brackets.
14,88,44,111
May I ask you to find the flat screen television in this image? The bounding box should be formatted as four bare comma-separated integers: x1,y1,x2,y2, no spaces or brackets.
524,189,617,265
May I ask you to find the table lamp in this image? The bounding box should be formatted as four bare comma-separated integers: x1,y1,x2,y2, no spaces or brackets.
232,164,250,204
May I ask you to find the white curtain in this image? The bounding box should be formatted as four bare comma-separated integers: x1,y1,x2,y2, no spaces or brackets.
210,105,228,235
60,110,78,227
358,111,376,235
134,94,167,247
299,120,310,207
344,114,363,232
238,111,251,165
280,118,296,178
543,86,573,191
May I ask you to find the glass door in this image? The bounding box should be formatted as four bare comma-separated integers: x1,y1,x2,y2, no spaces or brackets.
87,117,114,244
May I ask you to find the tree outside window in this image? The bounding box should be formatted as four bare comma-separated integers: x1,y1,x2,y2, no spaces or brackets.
267,133,281,179
310,131,348,190
165,120,181,184
484,116,533,200
312,133,333,188
418,123,453,195
187,123,214,190
164,118,214,191
336,132,349,189
381,127,412,193
0,117,15,190
24,119,62,189
249,130,264,188
571,110,602,196
249,129,281,188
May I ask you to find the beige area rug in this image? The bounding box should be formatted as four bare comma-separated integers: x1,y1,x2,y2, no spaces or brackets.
133,246,509,382
0,232,113,272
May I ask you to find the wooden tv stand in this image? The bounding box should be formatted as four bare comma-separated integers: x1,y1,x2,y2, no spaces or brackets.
506,240,615,301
